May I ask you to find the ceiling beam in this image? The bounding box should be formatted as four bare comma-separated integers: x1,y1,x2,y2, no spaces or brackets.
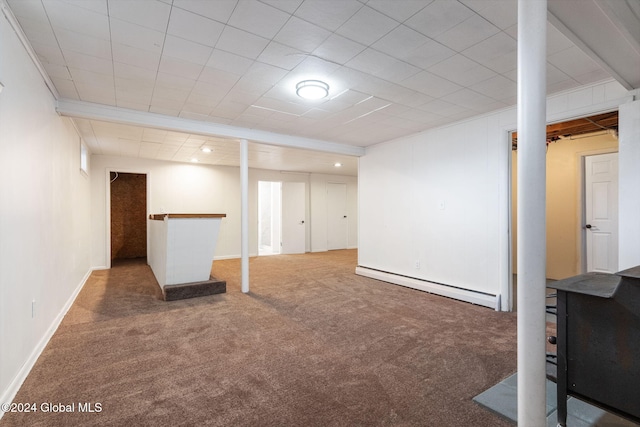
548,0,640,90
56,99,366,157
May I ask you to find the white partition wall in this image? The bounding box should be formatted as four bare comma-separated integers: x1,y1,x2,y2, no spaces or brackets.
358,80,637,311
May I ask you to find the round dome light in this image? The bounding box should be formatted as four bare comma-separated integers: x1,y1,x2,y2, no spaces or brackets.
296,80,329,100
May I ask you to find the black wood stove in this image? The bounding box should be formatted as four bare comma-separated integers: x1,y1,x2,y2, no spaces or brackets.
548,266,640,426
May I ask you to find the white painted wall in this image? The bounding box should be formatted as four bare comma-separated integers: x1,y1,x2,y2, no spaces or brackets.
0,14,92,407
359,80,637,310
90,155,358,267
618,99,640,270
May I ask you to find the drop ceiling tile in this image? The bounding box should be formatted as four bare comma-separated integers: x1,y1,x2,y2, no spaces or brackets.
62,0,107,15
31,41,65,66
172,0,238,23
43,63,71,80
401,39,456,69
547,23,575,56
215,26,270,60
417,98,469,117
198,66,241,88
206,49,254,75
6,0,49,23
366,0,432,22
287,56,342,84
54,28,112,59
294,0,364,32
10,16,59,46
257,42,306,70
573,68,611,85
405,0,474,38
252,97,309,115
162,35,213,65
116,100,151,111
42,0,110,40
346,48,401,76
335,5,399,46
221,88,263,106
273,16,331,52
548,46,604,81
167,7,225,47
227,0,290,39
115,88,152,106
151,86,191,104
115,76,155,94
112,43,161,72
110,19,165,54
462,32,517,74
459,0,518,30
63,50,113,75
428,54,496,86
113,63,157,84
75,83,116,104
69,67,114,87
51,77,80,99
260,0,304,14
440,88,503,111
372,25,431,59
211,100,248,120
434,14,500,52
158,57,204,80
108,0,170,32
243,62,289,86
469,75,517,101
186,90,225,109
312,33,367,65
181,103,214,116
149,95,186,112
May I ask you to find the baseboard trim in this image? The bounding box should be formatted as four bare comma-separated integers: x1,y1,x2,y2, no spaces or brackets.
0,267,93,420
355,266,499,310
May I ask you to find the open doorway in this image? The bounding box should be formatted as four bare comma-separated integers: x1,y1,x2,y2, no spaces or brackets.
258,181,282,256
110,172,147,265
258,180,307,256
510,112,619,310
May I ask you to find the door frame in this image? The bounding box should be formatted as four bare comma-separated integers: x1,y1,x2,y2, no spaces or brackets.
105,168,150,269
578,149,619,273
326,182,349,250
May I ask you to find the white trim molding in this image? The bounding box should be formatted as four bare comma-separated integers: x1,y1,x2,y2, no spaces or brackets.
355,266,499,310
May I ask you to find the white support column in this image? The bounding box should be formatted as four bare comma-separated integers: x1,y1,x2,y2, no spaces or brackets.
517,0,547,426
240,138,249,293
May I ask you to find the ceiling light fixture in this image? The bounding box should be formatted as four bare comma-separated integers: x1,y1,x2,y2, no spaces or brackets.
201,147,212,153
190,158,199,163
296,80,329,100
334,162,342,167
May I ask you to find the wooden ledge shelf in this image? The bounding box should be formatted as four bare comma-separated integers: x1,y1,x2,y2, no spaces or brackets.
149,213,227,221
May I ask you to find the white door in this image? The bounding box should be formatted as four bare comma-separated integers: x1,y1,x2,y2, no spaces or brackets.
281,182,306,254
327,183,348,250
585,152,618,273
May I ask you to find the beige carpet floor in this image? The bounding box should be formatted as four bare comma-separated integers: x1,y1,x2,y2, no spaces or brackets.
1,250,517,426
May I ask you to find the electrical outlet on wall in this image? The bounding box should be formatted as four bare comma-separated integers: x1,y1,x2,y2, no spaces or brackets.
415,260,420,269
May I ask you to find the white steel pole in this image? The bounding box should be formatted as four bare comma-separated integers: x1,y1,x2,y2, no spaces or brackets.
240,138,250,293
517,0,547,425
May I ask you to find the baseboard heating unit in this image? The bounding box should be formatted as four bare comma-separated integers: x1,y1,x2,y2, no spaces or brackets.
355,266,500,310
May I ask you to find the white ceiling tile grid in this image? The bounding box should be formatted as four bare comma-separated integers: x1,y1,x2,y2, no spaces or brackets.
5,0,624,174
